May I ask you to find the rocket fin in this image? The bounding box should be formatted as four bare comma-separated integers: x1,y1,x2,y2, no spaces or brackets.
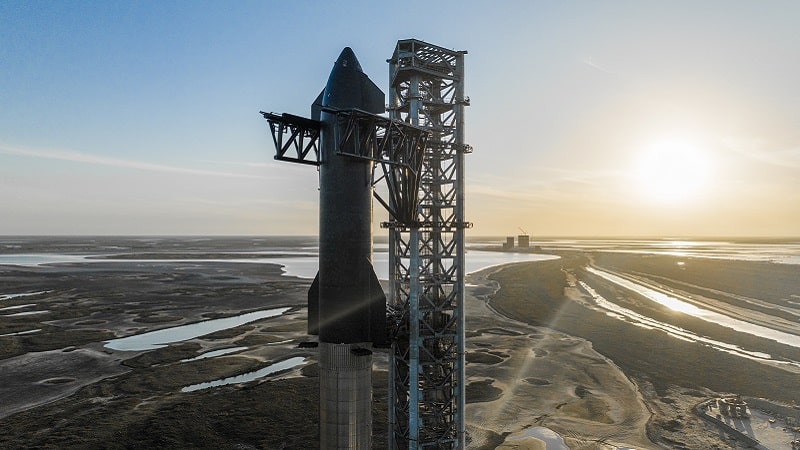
367,264,388,347
308,272,320,335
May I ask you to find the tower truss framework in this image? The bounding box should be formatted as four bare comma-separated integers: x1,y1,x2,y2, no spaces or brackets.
386,39,470,450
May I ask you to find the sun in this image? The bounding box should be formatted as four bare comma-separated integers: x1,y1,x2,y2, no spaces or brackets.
632,138,712,205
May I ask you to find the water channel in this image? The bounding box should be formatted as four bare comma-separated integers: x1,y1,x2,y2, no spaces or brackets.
587,267,800,350
181,356,306,392
104,307,290,351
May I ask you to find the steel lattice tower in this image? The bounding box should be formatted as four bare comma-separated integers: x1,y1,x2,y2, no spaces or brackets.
385,39,470,450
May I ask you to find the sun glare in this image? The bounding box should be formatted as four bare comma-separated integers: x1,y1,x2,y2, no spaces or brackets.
633,138,712,205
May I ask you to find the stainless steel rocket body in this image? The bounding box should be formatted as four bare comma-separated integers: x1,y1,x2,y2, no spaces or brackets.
308,47,386,347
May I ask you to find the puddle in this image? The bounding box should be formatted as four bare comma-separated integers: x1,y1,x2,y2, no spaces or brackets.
181,356,306,392
0,304,36,311
2,310,50,317
181,346,248,362
508,427,568,449
0,290,51,301
0,254,88,266
0,328,41,337
104,307,290,351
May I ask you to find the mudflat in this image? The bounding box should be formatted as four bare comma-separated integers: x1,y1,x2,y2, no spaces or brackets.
1,243,797,449
0,259,323,448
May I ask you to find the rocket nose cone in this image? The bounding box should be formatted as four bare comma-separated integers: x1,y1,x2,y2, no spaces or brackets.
335,47,363,73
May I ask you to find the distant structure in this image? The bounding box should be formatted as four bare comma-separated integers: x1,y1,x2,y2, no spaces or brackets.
503,237,515,249
517,227,530,248
695,396,800,448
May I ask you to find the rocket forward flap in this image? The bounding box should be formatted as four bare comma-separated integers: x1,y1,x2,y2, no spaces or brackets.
359,76,385,115
311,89,324,121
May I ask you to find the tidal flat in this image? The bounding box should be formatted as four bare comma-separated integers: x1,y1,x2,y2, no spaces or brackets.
1,237,798,449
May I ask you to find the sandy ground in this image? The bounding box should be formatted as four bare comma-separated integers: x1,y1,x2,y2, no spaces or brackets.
2,252,796,448
464,267,653,449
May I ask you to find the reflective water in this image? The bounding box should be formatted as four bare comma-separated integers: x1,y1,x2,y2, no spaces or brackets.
508,427,568,449
578,281,800,372
0,290,51,301
181,356,306,392
536,239,800,265
274,251,559,279
0,328,41,337
3,237,800,265
0,304,35,311
587,267,800,350
180,346,248,362
2,310,49,317
0,254,87,266
104,307,290,351
0,250,559,280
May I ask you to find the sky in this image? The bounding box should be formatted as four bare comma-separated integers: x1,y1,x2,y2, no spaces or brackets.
1,1,799,237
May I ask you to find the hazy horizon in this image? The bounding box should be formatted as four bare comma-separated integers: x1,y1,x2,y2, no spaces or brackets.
2,2,798,237
1,234,799,242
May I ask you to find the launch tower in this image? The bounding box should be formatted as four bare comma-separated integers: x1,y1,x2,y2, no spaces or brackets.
386,39,470,450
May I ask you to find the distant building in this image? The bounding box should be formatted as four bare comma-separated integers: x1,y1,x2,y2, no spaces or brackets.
503,237,514,249
518,235,530,248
